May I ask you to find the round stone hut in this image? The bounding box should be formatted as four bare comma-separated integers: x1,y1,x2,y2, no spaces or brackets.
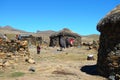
97,5,120,77
49,28,81,47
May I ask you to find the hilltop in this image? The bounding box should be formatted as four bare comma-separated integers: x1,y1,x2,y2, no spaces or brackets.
0,25,27,34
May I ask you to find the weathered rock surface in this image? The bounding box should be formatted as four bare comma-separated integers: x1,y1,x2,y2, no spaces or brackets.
97,5,120,78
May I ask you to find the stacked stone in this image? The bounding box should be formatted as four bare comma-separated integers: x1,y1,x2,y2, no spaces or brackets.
49,28,81,47
82,40,99,50
97,5,120,78
0,39,31,70
0,40,29,57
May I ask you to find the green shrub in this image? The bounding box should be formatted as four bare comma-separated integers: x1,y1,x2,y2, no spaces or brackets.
10,72,25,77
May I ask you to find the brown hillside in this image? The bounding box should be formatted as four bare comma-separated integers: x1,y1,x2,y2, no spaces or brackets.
0,25,99,43
82,34,99,42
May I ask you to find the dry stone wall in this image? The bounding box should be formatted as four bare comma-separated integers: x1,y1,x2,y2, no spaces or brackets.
49,28,81,47
97,5,120,78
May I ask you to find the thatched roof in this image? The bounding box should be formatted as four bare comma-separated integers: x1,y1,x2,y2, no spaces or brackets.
50,28,81,38
97,5,120,32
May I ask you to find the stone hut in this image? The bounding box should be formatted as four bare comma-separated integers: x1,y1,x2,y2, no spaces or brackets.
49,28,81,47
97,5,120,78
20,34,42,45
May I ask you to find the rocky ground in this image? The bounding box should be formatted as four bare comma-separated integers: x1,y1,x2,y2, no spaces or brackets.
0,46,107,80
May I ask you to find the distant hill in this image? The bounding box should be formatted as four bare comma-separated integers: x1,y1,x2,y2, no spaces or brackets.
35,30,56,42
0,25,27,34
0,25,99,42
82,34,99,42
36,30,56,35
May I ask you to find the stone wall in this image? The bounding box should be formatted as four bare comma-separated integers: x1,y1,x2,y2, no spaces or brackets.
97,7,120,78
49,28,81,47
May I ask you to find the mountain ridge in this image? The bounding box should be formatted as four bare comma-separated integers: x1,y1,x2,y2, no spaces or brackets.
0,25,99,41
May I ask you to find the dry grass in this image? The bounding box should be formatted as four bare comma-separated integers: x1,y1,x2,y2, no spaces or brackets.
9,72,25,77
0,46,106,80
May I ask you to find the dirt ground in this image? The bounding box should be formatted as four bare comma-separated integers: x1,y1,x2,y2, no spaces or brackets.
0,46,107,80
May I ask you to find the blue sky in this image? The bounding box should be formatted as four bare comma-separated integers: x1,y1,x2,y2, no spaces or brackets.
0,0,120,35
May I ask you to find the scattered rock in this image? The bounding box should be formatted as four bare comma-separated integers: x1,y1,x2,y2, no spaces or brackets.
29,67,36,72
87,54,94,60
25,58,35,64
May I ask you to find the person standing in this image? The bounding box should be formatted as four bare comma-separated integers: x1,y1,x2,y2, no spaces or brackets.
37,44,41,54
16,34,22,40
59,35,66,51
18,34,22,40
3,34,9,41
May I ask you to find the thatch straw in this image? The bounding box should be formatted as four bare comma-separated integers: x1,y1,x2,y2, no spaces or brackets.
97,5,120,32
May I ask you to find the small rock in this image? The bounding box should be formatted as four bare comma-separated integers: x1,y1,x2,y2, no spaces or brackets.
87,54,94,60
29,67,35,72
25,58,35,64
108,75,115,80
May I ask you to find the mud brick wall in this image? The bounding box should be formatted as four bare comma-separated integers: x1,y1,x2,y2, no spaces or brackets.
97,12,120,77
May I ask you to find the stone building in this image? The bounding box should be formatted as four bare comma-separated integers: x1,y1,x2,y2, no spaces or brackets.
97,5,120,78
49,28,81,47
20,34,42,45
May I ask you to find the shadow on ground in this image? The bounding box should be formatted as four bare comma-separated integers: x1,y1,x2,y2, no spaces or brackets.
80,65,99,75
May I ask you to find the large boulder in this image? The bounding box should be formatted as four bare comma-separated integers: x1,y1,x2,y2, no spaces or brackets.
97,5,120,78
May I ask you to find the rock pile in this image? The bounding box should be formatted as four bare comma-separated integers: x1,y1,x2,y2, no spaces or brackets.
0,38,33,70
82,40,99,50
0,39,29,55
97,5,120,78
